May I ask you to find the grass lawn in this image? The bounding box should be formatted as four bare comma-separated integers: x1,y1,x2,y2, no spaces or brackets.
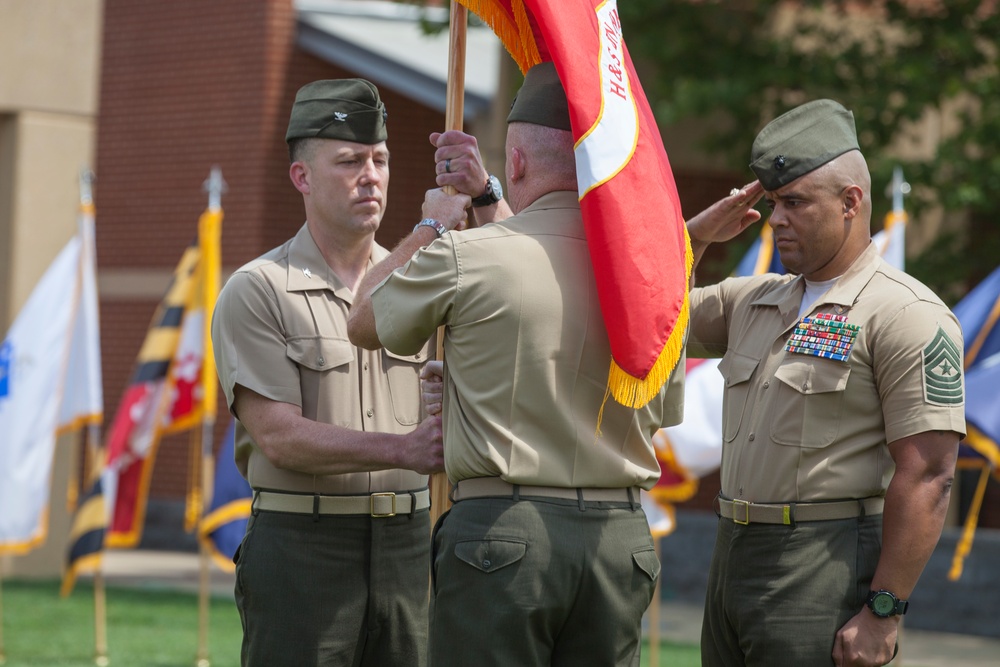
0,579,700,666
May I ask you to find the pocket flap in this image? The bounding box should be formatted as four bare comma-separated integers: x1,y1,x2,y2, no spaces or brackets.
774,359,851,395
455,539,527,574
718,351,759,388
632,547,661,581
285,337,354,372
384,348,425,364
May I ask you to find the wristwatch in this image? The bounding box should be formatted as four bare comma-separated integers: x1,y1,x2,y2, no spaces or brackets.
414,218,447,237
471,174,503,208
866,589,909,618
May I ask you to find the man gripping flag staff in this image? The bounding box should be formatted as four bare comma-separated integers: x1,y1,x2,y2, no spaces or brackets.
348,2,689,663
451,0,692,407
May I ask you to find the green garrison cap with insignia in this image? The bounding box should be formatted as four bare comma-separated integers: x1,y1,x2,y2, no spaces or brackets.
285,79,388,145
750,99,860,191
507,61,571,131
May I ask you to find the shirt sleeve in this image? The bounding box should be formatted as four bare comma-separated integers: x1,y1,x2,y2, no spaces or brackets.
211,270,303,413
370,236,459,356
688,276,761,358
875,299,967,442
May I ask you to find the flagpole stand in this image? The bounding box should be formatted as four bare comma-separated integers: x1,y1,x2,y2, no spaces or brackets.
94,570,109,666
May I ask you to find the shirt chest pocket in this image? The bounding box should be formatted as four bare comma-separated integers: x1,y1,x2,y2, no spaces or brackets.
771,358,852,448
718,351,760,443
286,337,355,419
383,349,424,426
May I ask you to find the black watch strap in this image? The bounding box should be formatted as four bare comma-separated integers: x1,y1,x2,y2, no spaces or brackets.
471,174,502,208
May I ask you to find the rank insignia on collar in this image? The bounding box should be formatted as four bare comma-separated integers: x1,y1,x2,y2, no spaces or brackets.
784,312,859,362
302,267,312,278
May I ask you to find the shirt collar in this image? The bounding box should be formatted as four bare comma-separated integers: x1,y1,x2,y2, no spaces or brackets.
750,241,881,317
286,223,388,302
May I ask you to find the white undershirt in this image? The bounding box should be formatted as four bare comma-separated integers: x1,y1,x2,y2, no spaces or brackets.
798,276,840,319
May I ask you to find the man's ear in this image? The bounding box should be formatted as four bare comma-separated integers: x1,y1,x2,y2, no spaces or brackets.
843,184,863,220
289,161,310,195
509,146,526,184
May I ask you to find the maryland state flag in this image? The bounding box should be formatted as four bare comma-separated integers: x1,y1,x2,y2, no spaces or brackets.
103,242,203,547
61,473,106,596
103,194,223,548
457,0,691,407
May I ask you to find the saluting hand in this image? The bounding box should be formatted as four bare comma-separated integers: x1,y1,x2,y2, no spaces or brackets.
686,180,765,246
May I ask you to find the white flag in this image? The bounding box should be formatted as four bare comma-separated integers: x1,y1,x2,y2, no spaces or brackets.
0,211,102,553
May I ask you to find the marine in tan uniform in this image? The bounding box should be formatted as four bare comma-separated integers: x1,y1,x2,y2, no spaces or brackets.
685,99,966,667
211,79,443,667
348,62,684,667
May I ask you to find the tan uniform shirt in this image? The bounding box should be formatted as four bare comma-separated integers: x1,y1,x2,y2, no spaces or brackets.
689,242,966,503
370,191,684,490
212,223,430,494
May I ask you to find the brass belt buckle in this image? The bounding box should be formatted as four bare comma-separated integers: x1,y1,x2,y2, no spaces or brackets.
371,492,397,518
733,499,751,525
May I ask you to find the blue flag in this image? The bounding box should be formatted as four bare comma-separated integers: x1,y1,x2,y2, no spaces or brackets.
947,265,1000,580
198,420,251,571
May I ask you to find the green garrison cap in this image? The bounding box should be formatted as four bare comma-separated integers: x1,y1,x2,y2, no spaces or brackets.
750,99,860,191
285,79,387,144
507,61,571,131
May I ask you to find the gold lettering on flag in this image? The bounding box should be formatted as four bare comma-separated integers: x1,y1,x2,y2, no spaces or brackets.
574,1,638,197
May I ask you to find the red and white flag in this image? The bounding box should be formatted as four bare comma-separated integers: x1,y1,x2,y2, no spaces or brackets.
458,0,692,407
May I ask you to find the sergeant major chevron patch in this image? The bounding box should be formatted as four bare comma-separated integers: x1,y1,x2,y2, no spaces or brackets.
922,326,964,406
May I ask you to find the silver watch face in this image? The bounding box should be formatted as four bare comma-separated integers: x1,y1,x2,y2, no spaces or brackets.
487,175,503,201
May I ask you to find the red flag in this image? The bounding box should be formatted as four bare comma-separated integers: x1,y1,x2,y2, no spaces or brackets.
458,0,692,407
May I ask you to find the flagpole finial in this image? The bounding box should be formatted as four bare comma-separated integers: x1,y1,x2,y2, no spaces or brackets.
203,166,228,212
888,166,910,214
79,167,96,207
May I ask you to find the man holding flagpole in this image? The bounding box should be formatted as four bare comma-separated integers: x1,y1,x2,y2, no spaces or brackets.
349,62,685,667
685,99,966,666
212,79,443,667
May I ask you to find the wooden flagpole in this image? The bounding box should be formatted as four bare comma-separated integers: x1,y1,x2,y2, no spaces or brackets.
429,1,469,526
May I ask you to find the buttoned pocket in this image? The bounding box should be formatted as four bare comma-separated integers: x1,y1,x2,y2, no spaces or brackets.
454,539,527,574
632,547,661,582
717,351,760,443
285,336,354,372
771,358,851,448
286,337,354,416
384,348,425,426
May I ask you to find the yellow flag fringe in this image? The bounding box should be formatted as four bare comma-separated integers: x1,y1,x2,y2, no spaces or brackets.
457,0,541,73
607,229,694,409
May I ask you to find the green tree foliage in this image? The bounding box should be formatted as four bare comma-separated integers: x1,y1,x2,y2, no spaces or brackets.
619,0,1000,301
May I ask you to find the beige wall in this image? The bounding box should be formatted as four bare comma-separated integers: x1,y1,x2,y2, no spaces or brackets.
0,0,103,577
